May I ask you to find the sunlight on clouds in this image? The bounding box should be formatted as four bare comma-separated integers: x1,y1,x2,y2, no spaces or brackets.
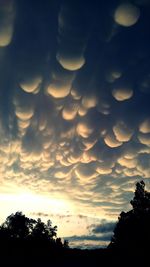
118,157,137,169
0,25,14,47
82,95,98,109
96,166,112,175
71,89,81,100
76,121,94,138
114,3,140,27
20,76,42,94
138,133,150,145
17,119,30,130
82,138,97,151
46,82,71,98
0,188,73,223
57,54,85,71
78,105,88,116
0,0,15,47
104,132,122,148
112,87,133,101
56,3,87,71
75,163,98,180
139,118,150,134
113,121,133,142
46,65,75,98
15,107,34,121
62,102,78,120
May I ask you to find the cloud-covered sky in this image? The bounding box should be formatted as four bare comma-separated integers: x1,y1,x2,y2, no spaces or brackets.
0,0,150,248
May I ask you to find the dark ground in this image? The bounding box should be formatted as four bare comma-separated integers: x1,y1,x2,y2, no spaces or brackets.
0,246,148,267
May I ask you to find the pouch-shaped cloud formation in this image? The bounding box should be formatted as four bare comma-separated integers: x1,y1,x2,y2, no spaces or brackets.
20,76,42,94
75,163,98,180
104,132,123,148
57,53,85,71
78,106,88,117
82,95,98,109
15,107,34,121
118,157,137,169
96,165,112,175
62,102,78,120
138,133,150,145
46,65,75,98
139,118,150,133
105,69,122,83
76,121,94,138
56,3,89,71
114,3,140,27
0,0,15,46
47,81,71,98
113,121,133,142
112,87,133,101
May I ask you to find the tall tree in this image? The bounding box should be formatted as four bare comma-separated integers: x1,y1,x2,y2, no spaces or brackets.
109,181,150,251
1,211,35,240
31,218,57,242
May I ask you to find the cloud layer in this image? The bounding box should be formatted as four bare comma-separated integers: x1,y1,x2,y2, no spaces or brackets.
0,0,150,248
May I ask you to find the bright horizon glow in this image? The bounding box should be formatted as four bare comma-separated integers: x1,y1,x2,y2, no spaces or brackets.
0,190,73,222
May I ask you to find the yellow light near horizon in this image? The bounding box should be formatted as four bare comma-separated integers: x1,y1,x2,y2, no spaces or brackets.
0,190,72,223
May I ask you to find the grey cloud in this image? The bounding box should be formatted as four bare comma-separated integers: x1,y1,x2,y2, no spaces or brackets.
90,221,116,234
65,233,112,242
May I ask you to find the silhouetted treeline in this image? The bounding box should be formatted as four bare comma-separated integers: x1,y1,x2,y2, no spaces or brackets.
0,181,150,267
0,211,69,249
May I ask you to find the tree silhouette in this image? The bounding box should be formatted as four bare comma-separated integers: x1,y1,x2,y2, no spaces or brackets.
31,218,57,245
109,181,150,252
130,180,150,211
0,211,71,266
63,239,69,249
0,211,66,250
0,211,35,241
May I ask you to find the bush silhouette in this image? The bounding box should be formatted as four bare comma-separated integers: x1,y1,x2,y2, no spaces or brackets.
109,181,150,252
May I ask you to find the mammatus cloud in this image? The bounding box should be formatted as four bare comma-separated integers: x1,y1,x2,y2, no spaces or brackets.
114,3,140,27
113,121,133,142
56,3,88,71
19,76,42,94
139,118,150,134
46,68,75,98
0,0,150,249
0,0,16,47
112,87,133,101
104,132,123,148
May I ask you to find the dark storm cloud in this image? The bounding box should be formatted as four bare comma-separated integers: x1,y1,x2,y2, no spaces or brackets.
65,233,112,242
89,221,116,234
0,0,150,249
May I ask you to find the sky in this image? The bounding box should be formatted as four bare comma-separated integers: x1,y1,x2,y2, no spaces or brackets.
0,0,150,249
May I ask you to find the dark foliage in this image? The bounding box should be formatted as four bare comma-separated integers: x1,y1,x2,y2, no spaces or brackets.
0,212,69,252
0,181,150,267
109,181,150,252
